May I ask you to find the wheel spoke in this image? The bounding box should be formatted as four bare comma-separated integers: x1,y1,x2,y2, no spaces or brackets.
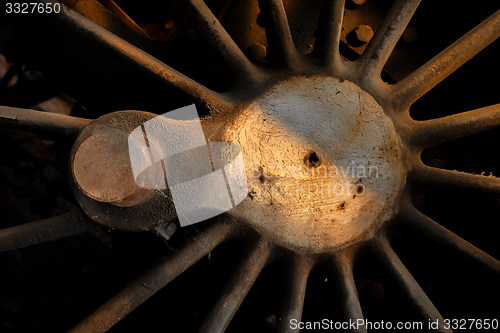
276,255,311,333
398,200,500,275
410,103,500,148
313,0,345,72
374,237,452,333
68,222,232,333
0,208,96,252
176,0,260,83
199,241,271,333
411,164,500,197
38,0,232,111
358,0,421,81
0,105,91,137
391,8,500,109
258,0,301,68
331,255,366,333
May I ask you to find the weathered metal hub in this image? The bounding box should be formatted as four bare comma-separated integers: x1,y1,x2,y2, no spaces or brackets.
224,76,406,251
69,111,176,232
68,77,405,247
72,127,154,207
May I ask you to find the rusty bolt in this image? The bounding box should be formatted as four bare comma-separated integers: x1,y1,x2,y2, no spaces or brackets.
350,0,368,6
413,193,426,208
370,282,385,300
163,19,176,31
246,43,267,62
355,25,374,44
402,26,419,43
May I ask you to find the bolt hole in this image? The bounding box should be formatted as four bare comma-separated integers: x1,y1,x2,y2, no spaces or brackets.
305,152,320,168
356,185,364,194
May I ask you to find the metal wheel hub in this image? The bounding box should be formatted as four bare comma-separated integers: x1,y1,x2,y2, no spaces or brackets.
69,111,176,231
225,76,406,251
2,0,500,331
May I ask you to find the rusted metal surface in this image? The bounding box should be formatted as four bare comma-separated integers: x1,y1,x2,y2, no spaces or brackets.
313,0,345,71
331,253,366,333
410,163,500,198
402,26,418,43
350,0,367,5
353,25,373,44
373,236,452,333
0,105,91,137
259,0,301,69
0,208,97,252
275,255,312,333
199,240,272,332
69,111,177,231
0,0,499,331
68,221,234,333
72,128,155,207
391,7,500,109
245,43,267,62
357,0,420,81
221,75,405,252
409,103,500,148
176,0,261,83
39,0,232,113
340,0,390,58
397,193,500,275
98,0,149,37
